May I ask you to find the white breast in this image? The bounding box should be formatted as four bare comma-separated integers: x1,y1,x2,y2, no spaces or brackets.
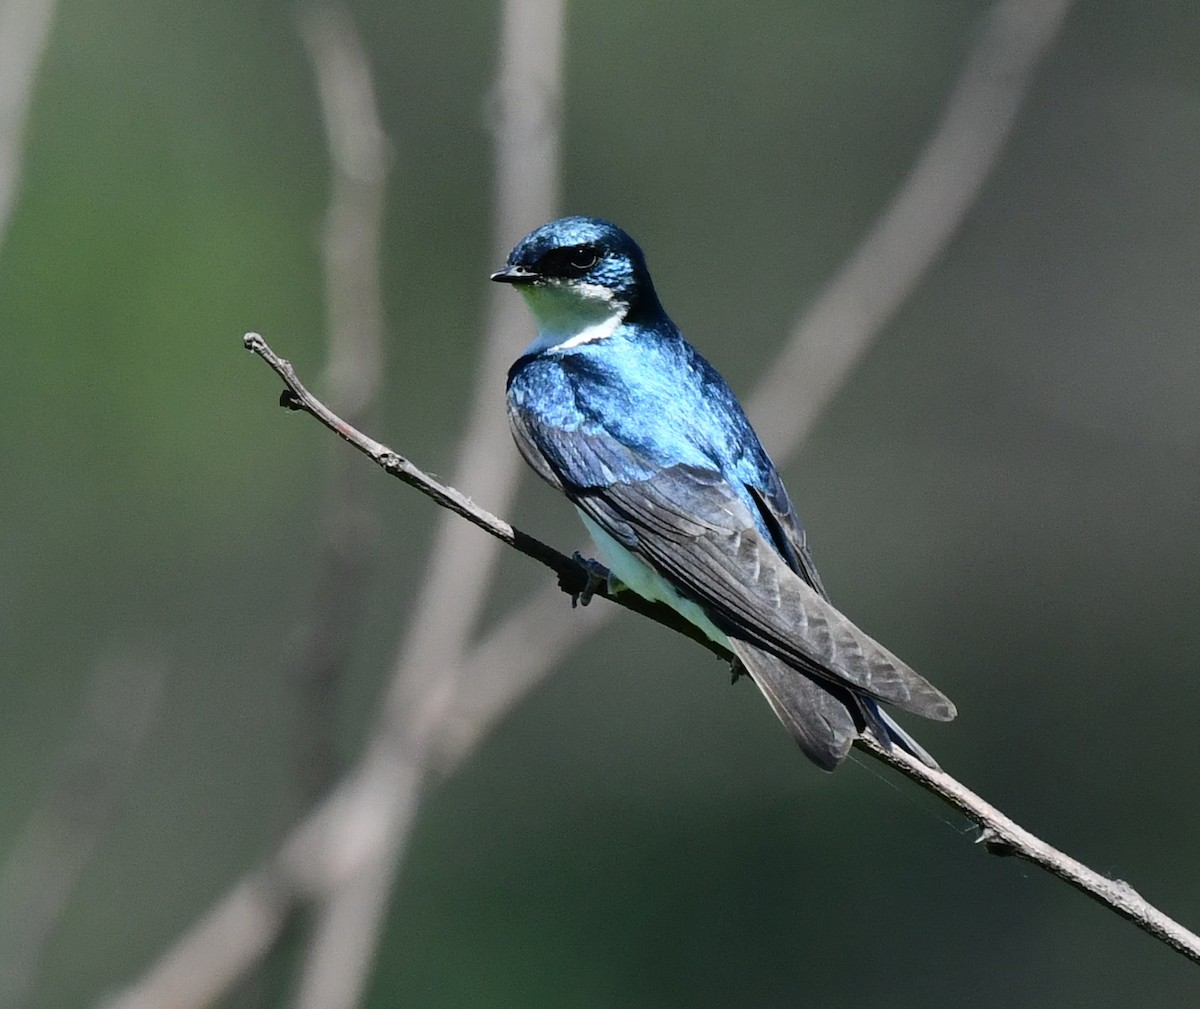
577,509,729,646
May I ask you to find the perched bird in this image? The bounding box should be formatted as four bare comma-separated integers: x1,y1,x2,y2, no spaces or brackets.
494,216,955,770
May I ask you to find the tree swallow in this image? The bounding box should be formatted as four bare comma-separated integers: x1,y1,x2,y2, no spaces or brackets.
494,216,955,771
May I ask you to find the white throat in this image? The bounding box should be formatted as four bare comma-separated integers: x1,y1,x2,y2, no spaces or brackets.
519,281,627,355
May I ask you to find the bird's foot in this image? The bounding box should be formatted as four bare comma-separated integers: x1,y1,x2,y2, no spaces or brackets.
567,552,610,608
729,659,748,685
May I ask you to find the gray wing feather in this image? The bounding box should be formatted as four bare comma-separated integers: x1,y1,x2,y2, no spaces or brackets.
745,482,828,600
577,464,956,722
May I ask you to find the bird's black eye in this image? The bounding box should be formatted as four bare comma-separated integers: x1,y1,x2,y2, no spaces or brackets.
568,246,599,270
537,244,601,279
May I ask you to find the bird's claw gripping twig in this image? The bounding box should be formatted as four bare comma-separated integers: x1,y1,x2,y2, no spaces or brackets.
568,552,609,608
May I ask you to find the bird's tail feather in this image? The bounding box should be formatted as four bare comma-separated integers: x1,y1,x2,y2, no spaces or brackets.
734,641,856,771
732,641,940,771
870,703,940,769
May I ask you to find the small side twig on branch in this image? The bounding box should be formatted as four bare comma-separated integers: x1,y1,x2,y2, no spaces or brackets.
244,331,1200,968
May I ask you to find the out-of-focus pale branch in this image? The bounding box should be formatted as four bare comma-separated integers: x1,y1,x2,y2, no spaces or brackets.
94,871,293,1009
290,3,566,1008
303,3,390,418
0,20,128,993
750,0,1077,454
394,0,565,699
292,0,392,809
286,10,394,1007
0,0,57,249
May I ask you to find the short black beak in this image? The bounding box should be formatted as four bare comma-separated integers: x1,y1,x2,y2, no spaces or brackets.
490,265,539,285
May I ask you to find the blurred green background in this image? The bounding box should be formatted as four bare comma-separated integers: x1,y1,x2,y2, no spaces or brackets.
2,0,1199,1006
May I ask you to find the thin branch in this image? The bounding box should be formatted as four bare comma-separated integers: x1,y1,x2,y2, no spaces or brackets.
856,735,1200,963
244,332,720,657
254,343,1200,966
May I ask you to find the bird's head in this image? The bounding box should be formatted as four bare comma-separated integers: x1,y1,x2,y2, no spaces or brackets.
492,217,663,350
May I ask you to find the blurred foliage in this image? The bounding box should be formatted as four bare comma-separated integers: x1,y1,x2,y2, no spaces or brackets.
1,1,1198,1006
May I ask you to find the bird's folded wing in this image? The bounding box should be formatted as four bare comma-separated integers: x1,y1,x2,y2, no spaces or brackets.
580,465,954,720
509,411,955,721
743,480,828,601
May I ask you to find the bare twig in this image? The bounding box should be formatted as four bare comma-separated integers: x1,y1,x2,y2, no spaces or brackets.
245,332,719,656
254,346,1200,966
856,735,1200,962
0,652,163,1007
